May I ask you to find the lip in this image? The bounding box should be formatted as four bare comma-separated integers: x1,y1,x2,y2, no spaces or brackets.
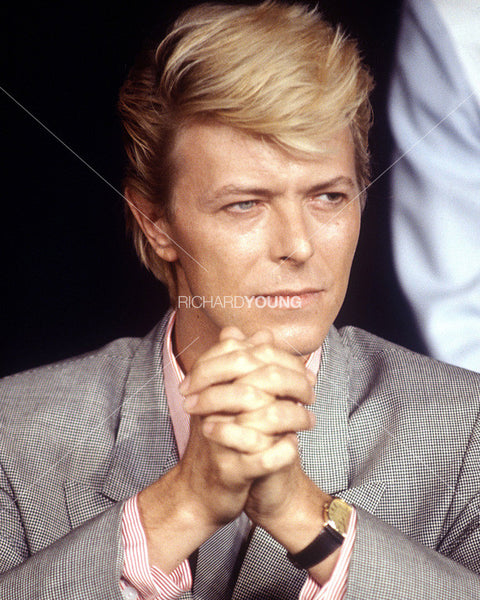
255,288,322,297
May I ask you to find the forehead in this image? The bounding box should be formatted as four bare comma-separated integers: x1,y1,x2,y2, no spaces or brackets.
170,121,357,195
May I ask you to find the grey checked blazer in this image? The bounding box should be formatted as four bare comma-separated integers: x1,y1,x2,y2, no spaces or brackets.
1,312,480,599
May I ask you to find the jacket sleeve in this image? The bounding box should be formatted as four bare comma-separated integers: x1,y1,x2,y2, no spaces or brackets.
345,392,480,600
346,503,480,600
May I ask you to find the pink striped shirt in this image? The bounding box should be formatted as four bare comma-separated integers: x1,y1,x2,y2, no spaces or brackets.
120,311,356,599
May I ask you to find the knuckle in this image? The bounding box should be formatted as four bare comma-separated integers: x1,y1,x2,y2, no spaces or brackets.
222,338,243,353
245,428,259,448
265,404,281,428
241,383,264,409
242,383,257,405
280,439,297,463
255,343,276,362
265,364,282,385
233,350,255,371
259,451,272,471
285,443,297,464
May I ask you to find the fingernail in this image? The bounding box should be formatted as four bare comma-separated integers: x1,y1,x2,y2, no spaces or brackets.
179,374,190,394
183,394,198,411
308,411,316,427
306,369,317,385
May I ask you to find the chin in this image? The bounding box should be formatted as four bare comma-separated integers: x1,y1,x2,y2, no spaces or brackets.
270,321,328,357
217,306,330,355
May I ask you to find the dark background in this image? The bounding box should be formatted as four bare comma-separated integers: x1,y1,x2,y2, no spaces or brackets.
1,0,423,378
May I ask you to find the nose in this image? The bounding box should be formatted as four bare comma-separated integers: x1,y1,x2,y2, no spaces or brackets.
270,202,314,265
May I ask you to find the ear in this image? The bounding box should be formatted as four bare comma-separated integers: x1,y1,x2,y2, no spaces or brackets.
125,188,178,263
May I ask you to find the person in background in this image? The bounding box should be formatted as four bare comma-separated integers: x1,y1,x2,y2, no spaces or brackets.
389,0,480,372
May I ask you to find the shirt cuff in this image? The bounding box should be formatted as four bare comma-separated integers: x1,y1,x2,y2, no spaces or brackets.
299,508,357,600
120,494,192,600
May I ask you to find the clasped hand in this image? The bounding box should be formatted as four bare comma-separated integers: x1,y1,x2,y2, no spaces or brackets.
178,326,317,532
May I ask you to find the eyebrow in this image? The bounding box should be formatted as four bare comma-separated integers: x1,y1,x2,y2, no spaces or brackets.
209,185,274,201
304,176,358,195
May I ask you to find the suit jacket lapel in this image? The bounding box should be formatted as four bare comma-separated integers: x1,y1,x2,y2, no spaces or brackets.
300,327,387,512
65,314,180,529
298,326,351,495
101,314,179,502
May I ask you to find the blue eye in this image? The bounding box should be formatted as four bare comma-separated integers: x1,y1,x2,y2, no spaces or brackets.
228,200,258,211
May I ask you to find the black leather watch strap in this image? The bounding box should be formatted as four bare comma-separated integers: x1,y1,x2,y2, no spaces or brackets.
286,524,344,570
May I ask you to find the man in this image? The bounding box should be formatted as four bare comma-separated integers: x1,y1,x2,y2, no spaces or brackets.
0,2,479,599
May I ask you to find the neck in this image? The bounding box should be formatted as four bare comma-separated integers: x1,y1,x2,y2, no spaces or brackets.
172,308,221,373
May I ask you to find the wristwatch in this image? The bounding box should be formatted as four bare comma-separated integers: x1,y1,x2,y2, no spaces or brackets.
286,497,353,569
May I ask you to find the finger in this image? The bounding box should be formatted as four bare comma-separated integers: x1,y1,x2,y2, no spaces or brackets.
236,401,315,434
202,420,278,453
195,329,274,364
248,337,317,385
237,364,315,405
257,433,299,473
306,368,317,386
182,343,311,396
219,326,246,342
182,349,266,395
192,336,249,365
184,382,275,415
250,343,306,375
246,329,275,346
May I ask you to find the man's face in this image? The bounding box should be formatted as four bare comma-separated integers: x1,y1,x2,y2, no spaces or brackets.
163,122,361,357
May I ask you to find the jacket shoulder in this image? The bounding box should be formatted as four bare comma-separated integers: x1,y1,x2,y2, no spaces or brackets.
336,325,480,402
0,336,142,421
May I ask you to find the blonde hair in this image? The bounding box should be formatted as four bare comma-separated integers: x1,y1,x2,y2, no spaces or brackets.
118,1,374,296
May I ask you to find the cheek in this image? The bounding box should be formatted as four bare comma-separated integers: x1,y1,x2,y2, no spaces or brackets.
343,218,361,262
324,213,360,276
175,220,261,270
173,227,262,295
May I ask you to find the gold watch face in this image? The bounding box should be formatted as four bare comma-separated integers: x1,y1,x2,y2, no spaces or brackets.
328,498,353,535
